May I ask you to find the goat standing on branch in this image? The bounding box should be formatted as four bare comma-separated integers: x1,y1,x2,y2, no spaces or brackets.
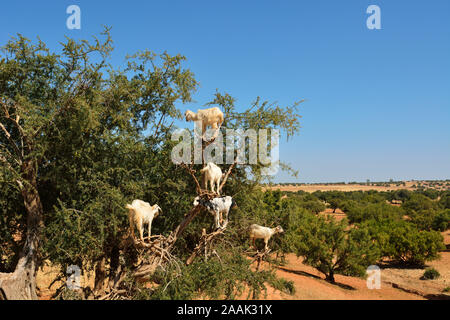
185,107,224,140
126,200,162,243
194,196,237,229
249,224,284,250
201,162,223,195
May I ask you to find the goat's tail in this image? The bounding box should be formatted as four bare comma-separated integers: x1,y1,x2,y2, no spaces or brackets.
125,204,134,211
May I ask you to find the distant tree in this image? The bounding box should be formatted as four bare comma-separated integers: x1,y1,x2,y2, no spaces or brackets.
390,189,411,202
402,194,437,214
328,199,341,213
432,209,450,231
440,194,450,210
342,201,404,224
300,200,326,215
295,214,378,283
363,218,444,266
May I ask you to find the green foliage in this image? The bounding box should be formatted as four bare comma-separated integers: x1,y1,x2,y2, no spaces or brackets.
294,214,379,282
270,278,296,295
402,194,438,215
440,194,450,209
341,201,404,224
146,249,278,300
389,189,411,202
299,200,326,215
431,209,450,231
417,189,440,200
0,177,25,272
422,268,440,280
363,218,445,266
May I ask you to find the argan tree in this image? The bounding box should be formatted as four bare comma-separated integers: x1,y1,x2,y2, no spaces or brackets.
0,30,302,300
0,29,198,299
295,214,379,283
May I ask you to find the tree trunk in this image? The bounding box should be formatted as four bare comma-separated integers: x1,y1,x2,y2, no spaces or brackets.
108,244,120,288
326,271,335,283
0,161,43,299
94,257,107,295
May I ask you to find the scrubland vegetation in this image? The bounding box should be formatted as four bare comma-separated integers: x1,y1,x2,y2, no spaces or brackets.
0,30,448,300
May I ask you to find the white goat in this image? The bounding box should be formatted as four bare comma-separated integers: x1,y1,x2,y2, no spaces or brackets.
185,107,224,140
249,224,284,250
193,196,237,229
126,199,162,243
200,162,223,195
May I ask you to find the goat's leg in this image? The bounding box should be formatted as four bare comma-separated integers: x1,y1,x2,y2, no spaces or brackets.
264,238,269,251
224,209,229,224
211,122,219,139
129,216,135,240
219,211,223,225
216,179,220,195
147,220,152,243
137,220,144,242
214,210,221,229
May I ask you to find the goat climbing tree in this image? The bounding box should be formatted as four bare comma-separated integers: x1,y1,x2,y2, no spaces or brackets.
126,130,238,283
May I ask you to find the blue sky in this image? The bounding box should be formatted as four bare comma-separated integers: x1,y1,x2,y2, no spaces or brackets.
1,1,449,183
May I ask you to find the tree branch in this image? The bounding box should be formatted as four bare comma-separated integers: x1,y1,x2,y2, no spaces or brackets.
0,122,22,161
218,158,238,194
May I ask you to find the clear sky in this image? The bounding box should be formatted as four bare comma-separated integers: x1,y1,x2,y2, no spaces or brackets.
1,1,449,183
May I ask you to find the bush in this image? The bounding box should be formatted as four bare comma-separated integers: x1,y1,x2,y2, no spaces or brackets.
270,278,296,295
422,268,440,280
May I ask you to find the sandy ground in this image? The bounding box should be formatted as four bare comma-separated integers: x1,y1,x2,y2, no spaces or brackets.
319,208,347,222
259,254,425,300
379,231,450,299
265,180,449,193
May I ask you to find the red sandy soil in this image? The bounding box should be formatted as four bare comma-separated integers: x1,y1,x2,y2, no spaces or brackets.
260,254,425,300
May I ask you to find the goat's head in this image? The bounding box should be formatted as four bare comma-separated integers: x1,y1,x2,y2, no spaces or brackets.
193,196,201,207
275,225,284,234
153,204,162,217
185,110,195,121
230,197,238,209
